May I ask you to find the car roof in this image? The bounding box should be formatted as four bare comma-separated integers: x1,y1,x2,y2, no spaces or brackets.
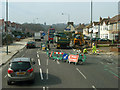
11,57,31,62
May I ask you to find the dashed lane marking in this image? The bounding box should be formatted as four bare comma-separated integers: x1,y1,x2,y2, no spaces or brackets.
47,59,48,65
46,69,48,80
92,85,97,90
40,68,43,80
4,74,7,78
38,59,41,65
43,87,45,90
46,87,49,90
76,68,87,79
37,54,39,58
57,60,60,64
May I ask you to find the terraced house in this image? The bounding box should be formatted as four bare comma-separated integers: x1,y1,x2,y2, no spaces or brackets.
83,14,120,41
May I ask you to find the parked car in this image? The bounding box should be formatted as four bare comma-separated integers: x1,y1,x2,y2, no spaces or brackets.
16,36,21,41
26,41,36,48
92,38,100,41
7,57,35,85
98,38,111,42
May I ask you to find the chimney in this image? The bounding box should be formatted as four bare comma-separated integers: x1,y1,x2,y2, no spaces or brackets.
67,22,74,26
100,17,102,22
108,16,110,19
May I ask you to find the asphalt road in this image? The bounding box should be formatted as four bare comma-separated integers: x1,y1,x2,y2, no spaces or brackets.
1,36,120,90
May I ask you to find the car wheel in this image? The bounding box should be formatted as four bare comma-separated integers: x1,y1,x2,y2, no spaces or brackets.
7,80,12,85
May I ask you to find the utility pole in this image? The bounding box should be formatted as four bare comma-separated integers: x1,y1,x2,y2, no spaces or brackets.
6,0,8,55
90,0,93,48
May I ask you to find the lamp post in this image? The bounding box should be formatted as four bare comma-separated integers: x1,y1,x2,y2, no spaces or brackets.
90,0,93,48
6,0,8,55
62,13,70,22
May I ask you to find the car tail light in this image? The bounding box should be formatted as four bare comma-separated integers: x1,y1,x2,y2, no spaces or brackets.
8,69,13,74
27,68,33,73
18,61,22,62
27,44,28,46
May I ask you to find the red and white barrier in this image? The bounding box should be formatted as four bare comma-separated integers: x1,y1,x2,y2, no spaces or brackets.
54,52,63,55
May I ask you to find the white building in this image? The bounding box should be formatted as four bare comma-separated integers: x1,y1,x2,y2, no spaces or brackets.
83,24,90,37
64,22,75,32
99,17,110,39
92,22,100,38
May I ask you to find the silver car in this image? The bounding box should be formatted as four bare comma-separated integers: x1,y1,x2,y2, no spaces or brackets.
7,57,35,85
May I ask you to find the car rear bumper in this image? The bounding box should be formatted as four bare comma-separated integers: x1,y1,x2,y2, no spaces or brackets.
8,73,34,82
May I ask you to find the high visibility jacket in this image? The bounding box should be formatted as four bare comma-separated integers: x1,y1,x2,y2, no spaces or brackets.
83,48,87,53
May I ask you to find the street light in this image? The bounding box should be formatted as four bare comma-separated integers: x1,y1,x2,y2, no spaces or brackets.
6,0,8,55
90,0,93,48
62,13,70,22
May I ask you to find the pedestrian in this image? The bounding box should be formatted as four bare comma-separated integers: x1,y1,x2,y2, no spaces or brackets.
83,48,87,54
92,45,96,54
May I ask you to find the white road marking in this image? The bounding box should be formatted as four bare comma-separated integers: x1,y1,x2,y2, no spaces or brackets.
37,51,39,54
4,74,7,78
46,69,48,80
57,60,60,64
43,87,45,90
47,59,48,65
46,87,49,90
38,59,41,65
40,68,43,80
76,68,87,79
21,54,25,57
37,54,39,58
92,85,97,90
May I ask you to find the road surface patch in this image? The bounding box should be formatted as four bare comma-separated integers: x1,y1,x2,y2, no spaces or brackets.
100,62,104,64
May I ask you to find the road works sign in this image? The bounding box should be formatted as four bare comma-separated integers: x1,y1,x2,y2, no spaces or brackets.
62,54,69,60
68,55,79,63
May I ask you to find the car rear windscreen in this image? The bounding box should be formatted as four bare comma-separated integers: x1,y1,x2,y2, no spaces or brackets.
11,62,31,71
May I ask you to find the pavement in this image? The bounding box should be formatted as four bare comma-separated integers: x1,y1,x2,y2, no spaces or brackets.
0,38,33,66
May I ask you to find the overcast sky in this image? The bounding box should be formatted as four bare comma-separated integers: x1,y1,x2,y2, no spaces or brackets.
0,1,119,25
